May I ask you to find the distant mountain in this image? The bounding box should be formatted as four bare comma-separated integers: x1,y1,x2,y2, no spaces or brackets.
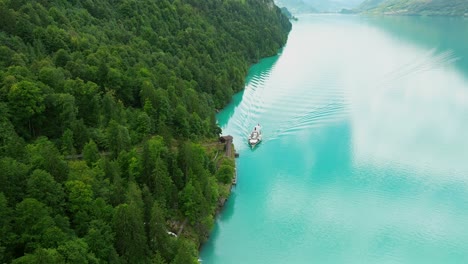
305,0,363,12
274,0,318,14
359,0,386,10
275,0,362,13
359,0,468,16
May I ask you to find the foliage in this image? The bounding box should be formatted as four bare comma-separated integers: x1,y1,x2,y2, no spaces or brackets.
217,165,235,184
0,0,290,262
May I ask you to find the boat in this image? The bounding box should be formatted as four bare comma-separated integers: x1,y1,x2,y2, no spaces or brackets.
248,124,262,147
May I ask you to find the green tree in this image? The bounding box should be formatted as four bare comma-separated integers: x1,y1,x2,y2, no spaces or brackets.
171,239,198,264
101,91,123,126
7,80,45,138
216,164,234,184
57,238,98,264
113,203,148,264
0,157,30,203
0,3,17,35
151,253,168,264
143,99,157,133
14,198,55,254
83,140,100,167
38,67,65,91
139,80,156,106
106,120,130,157
100,158,126,206
65,180,94,236
173,105,190,138
60,129,76,156
135,111,151,140
154,158,177,208
43,93,77,139
63,79,100,127
26,137,69,183
0,103,25,159
85,220,118,263
0,193,12,263
125,182,144,213
41,25,69,53
71,119,89,152
140,137,176,205
179,180,204,225
54,49,70,67
153,89,171,133
149,201,170,257
26,169,65,213
12,248,65,264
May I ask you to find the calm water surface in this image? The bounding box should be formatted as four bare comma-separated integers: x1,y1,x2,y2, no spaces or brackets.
200,15,468,263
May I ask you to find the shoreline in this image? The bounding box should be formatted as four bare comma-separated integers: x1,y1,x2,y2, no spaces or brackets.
216,135,238,214
196,135,238,254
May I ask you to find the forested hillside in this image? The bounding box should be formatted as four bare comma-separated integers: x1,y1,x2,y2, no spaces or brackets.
0,0,291,263
359,0,385,10
359,0,468,16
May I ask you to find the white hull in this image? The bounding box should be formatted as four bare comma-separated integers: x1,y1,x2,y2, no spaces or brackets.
248,125,262,147
249,137,262,147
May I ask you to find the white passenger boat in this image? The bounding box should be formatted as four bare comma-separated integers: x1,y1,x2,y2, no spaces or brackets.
248,124,262,147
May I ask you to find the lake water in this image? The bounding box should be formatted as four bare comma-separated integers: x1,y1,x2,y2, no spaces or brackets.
200,14,468,263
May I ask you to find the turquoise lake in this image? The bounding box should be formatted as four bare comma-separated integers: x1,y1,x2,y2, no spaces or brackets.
200,14,468,263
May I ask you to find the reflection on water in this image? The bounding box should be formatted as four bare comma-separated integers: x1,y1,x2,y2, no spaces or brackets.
364,15,468,71
348,22,468,177
201,14,468,264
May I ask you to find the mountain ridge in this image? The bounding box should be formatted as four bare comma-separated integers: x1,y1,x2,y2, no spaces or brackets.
275,0,362,13
359,0,468,16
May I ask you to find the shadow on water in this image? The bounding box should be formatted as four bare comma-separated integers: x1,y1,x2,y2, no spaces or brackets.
216,53,282,128
363,15,468,72
199,188,237,258
218,191,237,222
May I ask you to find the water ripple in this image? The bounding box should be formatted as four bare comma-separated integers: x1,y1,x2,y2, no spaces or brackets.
204,14,468,264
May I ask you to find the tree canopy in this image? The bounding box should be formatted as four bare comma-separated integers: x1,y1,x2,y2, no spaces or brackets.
0,0,290,262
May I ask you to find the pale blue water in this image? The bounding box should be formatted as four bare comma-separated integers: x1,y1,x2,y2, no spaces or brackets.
200,14,468,263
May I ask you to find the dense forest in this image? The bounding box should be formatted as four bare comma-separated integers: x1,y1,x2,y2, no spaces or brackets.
0,0,291,263
359,0,468,16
